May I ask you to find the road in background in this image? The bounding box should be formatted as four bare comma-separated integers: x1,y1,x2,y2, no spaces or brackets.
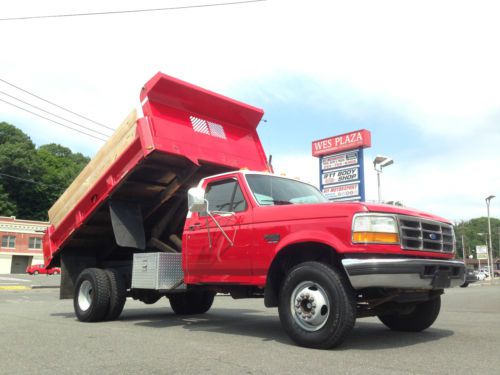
1,284,499,374
0,274,60,289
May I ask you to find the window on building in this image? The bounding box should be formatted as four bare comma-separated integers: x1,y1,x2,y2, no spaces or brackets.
1,235,16,248
29,237,42,249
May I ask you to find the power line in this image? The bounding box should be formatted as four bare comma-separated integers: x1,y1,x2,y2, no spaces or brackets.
0,0,266,21
0,97,107,142
0,90,111,138
0,78,113,131
0,172,63,189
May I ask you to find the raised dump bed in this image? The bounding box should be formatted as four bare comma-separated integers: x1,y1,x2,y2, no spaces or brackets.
43,73,269,293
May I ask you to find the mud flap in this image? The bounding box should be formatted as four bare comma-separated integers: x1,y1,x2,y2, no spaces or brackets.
109,200,146,250
60,252,96,299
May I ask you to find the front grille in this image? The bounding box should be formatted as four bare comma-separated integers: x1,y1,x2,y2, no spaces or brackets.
398,215,455,253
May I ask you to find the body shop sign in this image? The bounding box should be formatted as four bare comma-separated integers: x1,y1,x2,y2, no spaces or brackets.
322,167,359,185
312,129,371,157
313,129,371,202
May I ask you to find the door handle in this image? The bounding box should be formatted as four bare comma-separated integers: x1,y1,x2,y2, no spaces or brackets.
189,222,202,231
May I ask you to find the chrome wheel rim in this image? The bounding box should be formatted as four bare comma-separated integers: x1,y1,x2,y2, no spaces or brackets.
78,280,93,311
290,281,330,332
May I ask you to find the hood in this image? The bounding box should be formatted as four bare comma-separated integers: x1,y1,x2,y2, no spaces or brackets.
253,201,451,224
356,202,451,224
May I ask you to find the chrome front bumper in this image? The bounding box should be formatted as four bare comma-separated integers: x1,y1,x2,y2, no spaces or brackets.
342,258,466,290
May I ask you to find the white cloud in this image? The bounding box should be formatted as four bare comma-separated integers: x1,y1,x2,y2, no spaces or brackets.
271,154,319,186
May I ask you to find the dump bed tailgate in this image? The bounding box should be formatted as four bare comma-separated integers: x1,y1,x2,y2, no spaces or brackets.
44,72,268,266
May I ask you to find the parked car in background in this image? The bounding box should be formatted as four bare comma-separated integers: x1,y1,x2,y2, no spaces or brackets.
26,264,61,275
476,271,488,281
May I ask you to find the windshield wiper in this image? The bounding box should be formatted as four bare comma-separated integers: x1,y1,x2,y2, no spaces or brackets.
261,199,293,206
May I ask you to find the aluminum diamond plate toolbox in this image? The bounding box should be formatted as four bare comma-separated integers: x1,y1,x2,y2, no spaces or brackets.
132,252,185,290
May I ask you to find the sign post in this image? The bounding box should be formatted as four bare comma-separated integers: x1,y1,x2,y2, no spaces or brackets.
312,129,371,202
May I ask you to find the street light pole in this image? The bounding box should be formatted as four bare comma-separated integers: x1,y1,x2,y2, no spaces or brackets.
376,169,381,203
486,195,495,279
373,155,394,203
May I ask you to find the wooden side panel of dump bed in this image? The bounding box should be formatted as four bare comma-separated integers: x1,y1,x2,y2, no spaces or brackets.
48,110,138,228
43,72,269,267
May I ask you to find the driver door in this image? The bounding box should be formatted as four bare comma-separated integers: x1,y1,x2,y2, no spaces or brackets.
184,176,254,284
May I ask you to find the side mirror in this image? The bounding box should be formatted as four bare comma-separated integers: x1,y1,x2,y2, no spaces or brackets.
188,187,207,213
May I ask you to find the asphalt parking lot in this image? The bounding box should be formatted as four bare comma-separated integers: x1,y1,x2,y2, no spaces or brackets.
1,278,499,375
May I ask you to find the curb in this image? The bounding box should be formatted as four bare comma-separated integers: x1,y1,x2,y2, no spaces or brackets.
31,285,60,289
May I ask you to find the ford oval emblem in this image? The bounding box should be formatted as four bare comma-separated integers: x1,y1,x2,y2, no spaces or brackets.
429,233,438,240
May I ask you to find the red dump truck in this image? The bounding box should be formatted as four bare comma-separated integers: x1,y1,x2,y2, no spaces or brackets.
43,73,465,349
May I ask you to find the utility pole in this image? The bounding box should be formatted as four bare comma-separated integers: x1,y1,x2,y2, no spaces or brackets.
486,195,495,279
462,234,466,262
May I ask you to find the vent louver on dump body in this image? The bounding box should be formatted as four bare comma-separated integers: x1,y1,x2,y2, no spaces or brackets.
398,215,455,253
190,116,227,139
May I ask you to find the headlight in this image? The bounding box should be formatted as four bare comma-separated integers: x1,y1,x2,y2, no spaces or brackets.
352,214,400,244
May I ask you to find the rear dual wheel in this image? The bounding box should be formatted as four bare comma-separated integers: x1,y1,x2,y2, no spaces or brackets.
74,268,126,322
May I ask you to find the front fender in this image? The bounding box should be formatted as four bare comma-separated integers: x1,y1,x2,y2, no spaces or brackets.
275,230,346,255
263,230,346,308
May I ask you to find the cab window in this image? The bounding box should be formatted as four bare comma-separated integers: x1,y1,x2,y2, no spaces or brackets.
204,178,247,214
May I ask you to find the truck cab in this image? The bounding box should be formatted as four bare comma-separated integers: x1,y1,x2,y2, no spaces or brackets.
181,170,464,348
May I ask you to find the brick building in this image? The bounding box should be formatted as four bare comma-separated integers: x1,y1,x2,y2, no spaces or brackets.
0,216,49,274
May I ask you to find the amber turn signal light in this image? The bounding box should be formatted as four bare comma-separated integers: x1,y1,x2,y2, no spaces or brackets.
352,232,399,244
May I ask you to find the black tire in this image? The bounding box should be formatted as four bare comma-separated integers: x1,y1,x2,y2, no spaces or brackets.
460,282,469,288
104,269,127,321
169,291,215,315
378,296,441,332
74,268,111,322
278,261,356,349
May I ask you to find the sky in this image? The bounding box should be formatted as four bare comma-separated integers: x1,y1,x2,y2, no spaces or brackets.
0,0,499,222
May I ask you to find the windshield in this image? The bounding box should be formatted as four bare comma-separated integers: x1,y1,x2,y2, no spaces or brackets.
245,174,328,206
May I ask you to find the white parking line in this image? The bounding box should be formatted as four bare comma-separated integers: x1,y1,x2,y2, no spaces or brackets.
0,277,31,283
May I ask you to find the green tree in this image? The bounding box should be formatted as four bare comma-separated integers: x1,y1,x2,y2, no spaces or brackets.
0,122,37,218
34,144,89,219
0,184,17,216
454,217,500,259
0,122,89,220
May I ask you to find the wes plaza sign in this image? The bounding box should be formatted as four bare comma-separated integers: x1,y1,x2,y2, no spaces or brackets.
312,130,371,202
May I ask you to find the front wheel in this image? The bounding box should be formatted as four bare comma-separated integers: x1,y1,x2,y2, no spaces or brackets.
378,296,441,332
278,261,356,349
169,291,215,315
